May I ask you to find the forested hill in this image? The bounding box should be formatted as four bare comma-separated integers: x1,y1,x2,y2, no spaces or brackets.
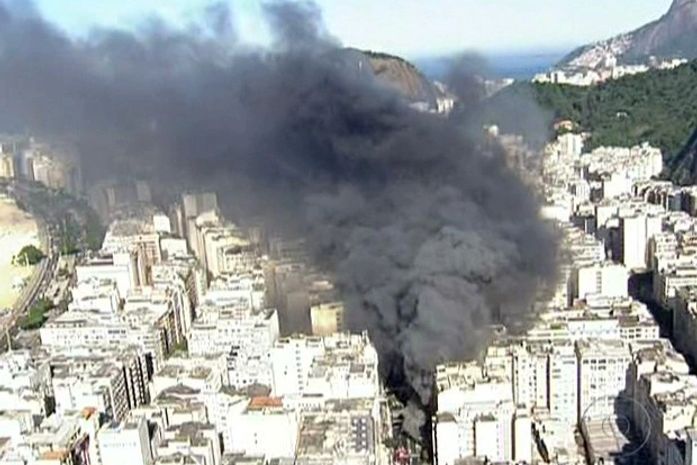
489,60,697,166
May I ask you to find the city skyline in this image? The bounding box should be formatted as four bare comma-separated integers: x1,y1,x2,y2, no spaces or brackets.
4,0,697,463
33,0,671,57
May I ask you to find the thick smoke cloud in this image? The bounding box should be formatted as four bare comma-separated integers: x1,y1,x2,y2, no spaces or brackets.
0,0,557,422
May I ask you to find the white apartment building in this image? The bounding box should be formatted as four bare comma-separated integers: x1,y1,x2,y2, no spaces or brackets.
576,339,631,421
97,416,153,465
0,350,50,394
620,212,662,270
0,410,32,446
40,310,130,349
511,342,549,410
189,306,279,389
626,339,690,401
634,371,697,465
513,409,533,463
160,236,188,259
601,172,633,199
557,133,584,159
548,341,578,426
102,216,163,276
30,151,81,193
41,299,179,377
156,422,221,465
655,264,697,307
153,213,171,234
204,271,267,312
575,261,628,300
649,232,679,271
270,334,324,397
202,225,256,277
1,410,101,465
0,153,15,178
0,387,45,417
69,277,122,314
179,191,219,252
303,335,380,401
150,354,228,399
151,258,201,334
52,362,130,422
46,345,151,412
673,287,697,369
527,298,659,343
76,252,140,297
270,332,380,402
310,301,345,336
433,362,515,464
295,398,388,465
210,394,299,458
583,143,663,184
123,286,188,362
151,385,209,428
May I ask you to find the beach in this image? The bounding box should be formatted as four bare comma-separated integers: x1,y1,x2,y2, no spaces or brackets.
0,195,39,310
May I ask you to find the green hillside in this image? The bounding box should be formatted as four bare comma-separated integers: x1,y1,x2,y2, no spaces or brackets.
490,61,697,164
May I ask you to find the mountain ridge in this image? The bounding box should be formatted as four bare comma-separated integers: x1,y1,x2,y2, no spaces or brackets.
558,0,697,68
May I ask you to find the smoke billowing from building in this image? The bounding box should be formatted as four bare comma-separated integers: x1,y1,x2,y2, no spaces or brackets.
0,0,557,427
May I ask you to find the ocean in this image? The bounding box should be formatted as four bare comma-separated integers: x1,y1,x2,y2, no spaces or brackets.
415,50,567,81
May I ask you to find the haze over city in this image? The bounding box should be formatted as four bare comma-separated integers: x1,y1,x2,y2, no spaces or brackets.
1,1,697,465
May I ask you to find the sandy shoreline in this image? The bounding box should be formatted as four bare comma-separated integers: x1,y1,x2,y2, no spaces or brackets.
0,195,39,310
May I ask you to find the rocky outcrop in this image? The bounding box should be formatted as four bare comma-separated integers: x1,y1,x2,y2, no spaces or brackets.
559,0,697,68
333,48,441,109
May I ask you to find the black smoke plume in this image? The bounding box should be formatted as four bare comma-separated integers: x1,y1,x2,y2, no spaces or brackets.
0,0,557,428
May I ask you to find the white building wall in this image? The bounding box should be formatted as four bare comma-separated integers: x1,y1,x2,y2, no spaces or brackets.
513,413,533,463
577,262,628,300
549,344,578,425
577,341,631,421
98,418,153,465
226,410,299,458
270,338,324,397
622,215,647,270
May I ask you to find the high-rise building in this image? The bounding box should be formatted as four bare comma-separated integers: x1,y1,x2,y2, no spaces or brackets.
52,361,130,422
76,251,140,298
577,339,631,421
620,212,662,270
433,362,514,464
181,192,219,252
548,341,578,425
575,261,628,300
310,301,344,336
189,306,279,390
97,416,153,465
673,287,697,367
0,154,15,179
512,342,549,410
513,409,533,463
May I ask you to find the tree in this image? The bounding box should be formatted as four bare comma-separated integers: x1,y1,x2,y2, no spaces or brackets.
15,245,44,266
19,298,53,330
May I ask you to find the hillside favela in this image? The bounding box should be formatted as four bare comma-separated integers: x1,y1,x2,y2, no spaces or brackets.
3,1,697,465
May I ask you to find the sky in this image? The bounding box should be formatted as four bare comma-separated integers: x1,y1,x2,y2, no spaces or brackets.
32,0,672,58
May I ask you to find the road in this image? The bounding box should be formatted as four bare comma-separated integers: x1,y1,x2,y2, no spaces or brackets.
0,210,58,351
0,180,100,351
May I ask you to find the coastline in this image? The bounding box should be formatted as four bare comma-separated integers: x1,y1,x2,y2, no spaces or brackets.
0,195,40,310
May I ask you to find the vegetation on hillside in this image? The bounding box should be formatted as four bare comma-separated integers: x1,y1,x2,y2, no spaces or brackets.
490,61,697,163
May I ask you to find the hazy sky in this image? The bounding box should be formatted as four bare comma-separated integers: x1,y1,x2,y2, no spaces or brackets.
33,0,672,57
